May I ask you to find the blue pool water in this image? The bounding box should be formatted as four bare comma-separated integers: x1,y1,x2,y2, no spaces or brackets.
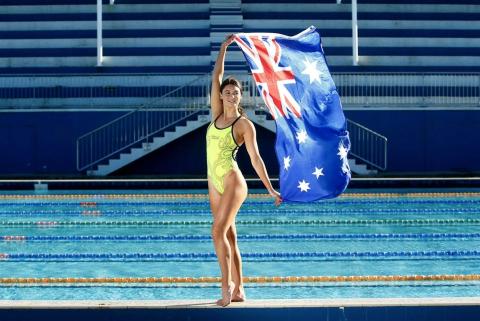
0,188,479,300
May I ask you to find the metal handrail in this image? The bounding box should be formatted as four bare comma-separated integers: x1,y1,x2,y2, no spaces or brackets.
248,108,388,171
76,75,210,142
332,72,480,108
2,72,479,109
76,74,210,172
347,119,387,171
77,109,206,172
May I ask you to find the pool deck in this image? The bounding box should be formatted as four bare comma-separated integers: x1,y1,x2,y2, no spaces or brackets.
1,297,479,309
1,298,480,321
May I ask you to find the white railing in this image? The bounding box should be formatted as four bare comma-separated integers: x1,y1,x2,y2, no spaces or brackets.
347,119,387,171
0,74,203,109
2,73,479,109
333,73,480,108
76,74,210,172
239,73,480,108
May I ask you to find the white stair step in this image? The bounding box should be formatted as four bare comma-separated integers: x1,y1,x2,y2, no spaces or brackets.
89,111,211,176
163,131,177,139
348,159,377,176
246,110,381,175
96,164,110,173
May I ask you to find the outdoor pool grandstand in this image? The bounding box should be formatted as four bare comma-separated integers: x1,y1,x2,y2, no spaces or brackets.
1,0,480,320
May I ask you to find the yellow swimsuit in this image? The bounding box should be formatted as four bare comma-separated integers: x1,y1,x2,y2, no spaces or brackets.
206,115,242,194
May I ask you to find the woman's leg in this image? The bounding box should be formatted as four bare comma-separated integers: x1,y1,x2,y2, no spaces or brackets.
210,171,247,306
227,223,245,301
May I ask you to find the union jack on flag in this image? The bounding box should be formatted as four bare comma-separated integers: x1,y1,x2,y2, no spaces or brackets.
234,26,351,202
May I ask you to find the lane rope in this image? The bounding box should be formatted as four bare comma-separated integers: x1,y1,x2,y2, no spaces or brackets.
1,218,480,227
1,250,479,261
0,274,479,284
0,192,479,200
3,232,480,242
2,199,480,207
0,207,478,216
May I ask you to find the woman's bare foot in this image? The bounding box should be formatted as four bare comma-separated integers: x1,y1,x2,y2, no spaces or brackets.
216,282,235,307
231,285,246,302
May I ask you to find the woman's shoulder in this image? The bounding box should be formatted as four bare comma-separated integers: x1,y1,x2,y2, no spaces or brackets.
236,115,253,126
235,116,255,133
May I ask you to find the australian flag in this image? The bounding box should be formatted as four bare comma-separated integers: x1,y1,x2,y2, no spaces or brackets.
234,26,351,202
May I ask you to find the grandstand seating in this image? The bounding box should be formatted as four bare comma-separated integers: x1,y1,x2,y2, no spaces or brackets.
0,1,211,108
1,0,478,176
0,0,479,109
242,0,480,72
0,0,211,75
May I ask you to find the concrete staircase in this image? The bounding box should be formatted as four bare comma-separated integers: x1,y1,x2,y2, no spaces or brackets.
88,111,210,176
209,0,245,71
245,110,378,176
87,107,379,176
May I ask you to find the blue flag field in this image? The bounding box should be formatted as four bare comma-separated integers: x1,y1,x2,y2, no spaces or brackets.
234,26,351,202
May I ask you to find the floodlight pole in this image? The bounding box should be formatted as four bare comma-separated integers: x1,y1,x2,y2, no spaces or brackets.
352,0,359,65
96,0,103,67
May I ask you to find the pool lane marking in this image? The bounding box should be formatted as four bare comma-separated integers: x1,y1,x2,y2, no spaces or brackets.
1,250,480,261
0,274,480,284
3,232,480,242
1,207,479,216
1,218,480,227
1,192,480,200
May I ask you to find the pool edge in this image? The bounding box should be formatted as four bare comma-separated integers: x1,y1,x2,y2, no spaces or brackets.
1,297,479,309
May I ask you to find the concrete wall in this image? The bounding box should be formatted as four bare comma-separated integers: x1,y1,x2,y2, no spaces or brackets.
0,109,479,177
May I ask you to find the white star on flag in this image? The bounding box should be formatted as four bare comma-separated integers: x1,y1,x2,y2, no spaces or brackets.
312,167,324,179
296,129,308,144
337,143,348,160
338,142,350,175
301,57,323,84
297,180,311,192
283,156,291,170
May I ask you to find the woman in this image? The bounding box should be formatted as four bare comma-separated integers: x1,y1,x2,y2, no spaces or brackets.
206,35,282,307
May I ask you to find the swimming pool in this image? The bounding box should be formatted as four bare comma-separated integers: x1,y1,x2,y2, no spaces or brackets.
0,189,479,300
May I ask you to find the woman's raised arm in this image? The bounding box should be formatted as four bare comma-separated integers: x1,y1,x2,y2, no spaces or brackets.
211,35,235,120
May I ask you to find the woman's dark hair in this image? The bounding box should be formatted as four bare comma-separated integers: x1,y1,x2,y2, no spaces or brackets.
220,77,243,94
220,77,246,116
